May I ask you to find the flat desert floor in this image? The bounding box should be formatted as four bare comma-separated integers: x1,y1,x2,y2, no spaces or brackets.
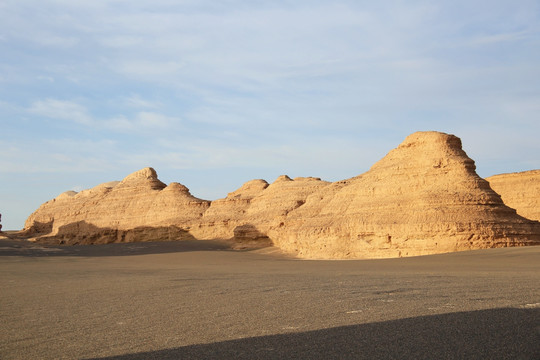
0,239,539,359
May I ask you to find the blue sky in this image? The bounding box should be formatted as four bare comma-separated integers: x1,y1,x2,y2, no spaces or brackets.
1,0,539,230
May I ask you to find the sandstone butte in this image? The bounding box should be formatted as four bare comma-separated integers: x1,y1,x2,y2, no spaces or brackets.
21,131,540,259
486,170,540,222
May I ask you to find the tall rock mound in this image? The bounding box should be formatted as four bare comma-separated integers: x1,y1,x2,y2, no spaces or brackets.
486,170,540,221
267,131,540,258
23,167,210,244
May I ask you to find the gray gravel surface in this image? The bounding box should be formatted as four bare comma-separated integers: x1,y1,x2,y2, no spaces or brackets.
1,239,539,359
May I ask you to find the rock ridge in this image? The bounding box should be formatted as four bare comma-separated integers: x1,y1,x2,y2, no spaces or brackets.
22,131,540,258
486,170,540,222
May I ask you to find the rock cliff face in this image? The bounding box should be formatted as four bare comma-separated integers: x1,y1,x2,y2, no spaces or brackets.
23,131,540,257
486,170,540,221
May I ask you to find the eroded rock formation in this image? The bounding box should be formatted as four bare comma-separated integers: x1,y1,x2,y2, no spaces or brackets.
24,167,210,244
22,131,540,258
191,175,329,245
267,132,540,258
486,170,540,221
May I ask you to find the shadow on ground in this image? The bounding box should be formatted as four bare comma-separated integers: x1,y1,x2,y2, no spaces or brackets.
0,238,235,257
90,308,539,360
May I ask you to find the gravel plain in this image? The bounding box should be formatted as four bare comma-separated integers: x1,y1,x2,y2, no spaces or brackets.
1,239,539,359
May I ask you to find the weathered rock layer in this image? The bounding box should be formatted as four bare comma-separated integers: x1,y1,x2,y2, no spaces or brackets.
486,170,540,222
23,131,540,258
24,168,210,244
267,132,540,258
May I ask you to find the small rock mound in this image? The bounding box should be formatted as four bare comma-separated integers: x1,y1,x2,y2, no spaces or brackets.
116,167,166,190
123,167,159,181
226,179,269,199
191,177,327,241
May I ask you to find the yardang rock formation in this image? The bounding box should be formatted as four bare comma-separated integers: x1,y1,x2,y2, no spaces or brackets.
24,167,210,244
23,131,540,258
486,170,540,222
267,132,540,258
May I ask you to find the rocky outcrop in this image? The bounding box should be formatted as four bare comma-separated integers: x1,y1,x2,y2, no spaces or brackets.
190,176,329,244
486,170,540,221
22,131,540,257
267,132,540,258
24,168,210,244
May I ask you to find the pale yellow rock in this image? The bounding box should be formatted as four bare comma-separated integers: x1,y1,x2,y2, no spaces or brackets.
191,176,329,242
268,132,540,258
189,179,270,240
24,168,209,244
22,132,540,258
486,170,540,221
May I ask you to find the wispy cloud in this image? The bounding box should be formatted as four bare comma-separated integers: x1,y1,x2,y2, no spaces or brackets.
122,94,161,109
99,35,145,48
0,138,119,173
36,34,79,47
107,111,180,131
28,99,93,125
117,61,186,78
468,30,533,45
26,98,180,133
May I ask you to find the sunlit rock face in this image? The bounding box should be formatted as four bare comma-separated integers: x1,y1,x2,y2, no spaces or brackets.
23,131,540,258
486,170,540,222
190,176,330,244
23,168,210,244
267,132,540,258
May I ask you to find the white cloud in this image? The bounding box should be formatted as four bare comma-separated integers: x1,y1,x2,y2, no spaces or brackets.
36,34,79,47
468,30,532,46
99,35,144,48
26,98,180,133
28,99,92,125
36,75,55,82
0,139,119,173
106,111,179,131
117,61,186,77
136,111,176,128
122,94,161,109
106,115,132,131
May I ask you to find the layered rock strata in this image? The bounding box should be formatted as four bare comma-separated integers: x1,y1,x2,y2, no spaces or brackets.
23,131,540,257
192,175,330,242
24,168,210,244
486,170,540,221
267,132,540,258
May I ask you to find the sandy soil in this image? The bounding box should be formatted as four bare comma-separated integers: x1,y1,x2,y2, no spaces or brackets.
0,239,539,359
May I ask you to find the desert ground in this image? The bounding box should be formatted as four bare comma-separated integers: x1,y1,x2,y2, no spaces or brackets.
0,238,539,359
